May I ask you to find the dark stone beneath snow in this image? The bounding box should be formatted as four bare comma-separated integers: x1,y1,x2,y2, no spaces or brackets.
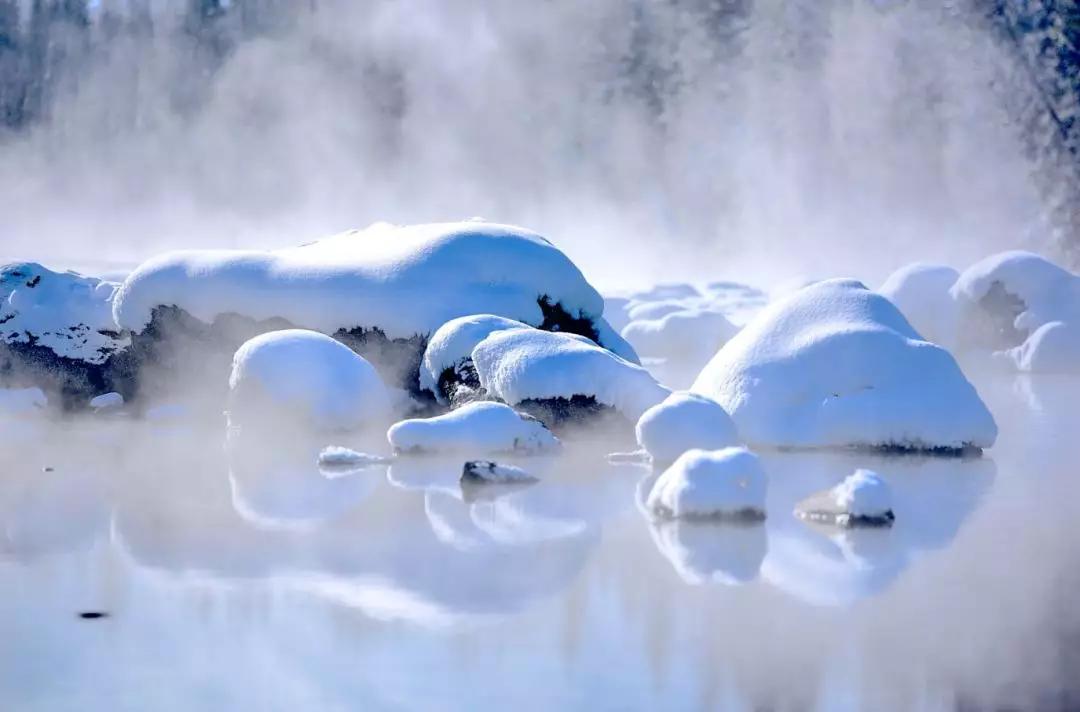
515,395,630,434
798,508,896,528
0,339,137,411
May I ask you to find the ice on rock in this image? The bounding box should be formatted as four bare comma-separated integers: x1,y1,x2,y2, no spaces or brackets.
951,251,1080,350
461,460,538,485
621,308,739,368
229,329,390,430
796,469,895,527
387,401,560,455
693,279,997,452
635,391,739,464
471,328,670,424
645,447,768,520
419,315,531,404
879,263,960,347
0,387,47,417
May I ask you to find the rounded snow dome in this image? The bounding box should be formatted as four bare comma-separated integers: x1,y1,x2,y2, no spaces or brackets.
636,391,739,464
229,329,390,430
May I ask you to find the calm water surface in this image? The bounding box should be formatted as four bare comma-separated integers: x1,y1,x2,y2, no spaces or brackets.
1,374,1078,711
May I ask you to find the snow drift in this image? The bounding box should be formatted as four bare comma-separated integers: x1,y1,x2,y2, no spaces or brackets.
471,328,670,425
692,279,997,452
635,391,739,464
387,401,560,455
228,329,390,430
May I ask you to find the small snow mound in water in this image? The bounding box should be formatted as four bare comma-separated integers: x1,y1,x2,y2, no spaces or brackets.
387,401,560,455
879,262,960,347
635,391,739,464
461,460,538,485
419,314,530,403
89,392,124,410
646,447,767,520
472,328,670,421
229,329,390,430
999,320,1080,373
797,469,895,527
0,388,47,417
692,279,997,452
621,308,738,367
0,262,127,364
317,446,392,470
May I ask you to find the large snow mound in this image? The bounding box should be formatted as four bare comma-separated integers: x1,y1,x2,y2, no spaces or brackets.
635,391,739,464
951,251,1080,349
646,447,768,520
472,328,670,421
0,263,127,364
419,314,530,402
387,401,560,455
229,329,390,430
114,221,613,344
692,279,997,451
878,262,959,347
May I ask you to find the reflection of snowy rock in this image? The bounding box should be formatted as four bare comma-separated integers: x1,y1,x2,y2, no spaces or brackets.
472,327,669,428
879,262,959,347
229,329,391,431
760,450,993,606
419,314,530,404
648,518,767,585
0,263,132,407
461,460,538,485
693,279,997,452
646,448,767,520
796,469,895,527
636,391,739,465
388,401,559,455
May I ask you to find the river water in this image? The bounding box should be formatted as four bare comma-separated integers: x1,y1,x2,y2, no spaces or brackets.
0,372,1077,711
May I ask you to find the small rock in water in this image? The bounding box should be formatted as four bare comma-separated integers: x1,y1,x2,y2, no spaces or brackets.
77,611,109,620
795,469,895,527
461,460,538,485
89,392,124,411
42,466,54,472
317,446,392,470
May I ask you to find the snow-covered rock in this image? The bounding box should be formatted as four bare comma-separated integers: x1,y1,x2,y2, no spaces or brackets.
796,469,895,527
645,447,768,520
229,329,391,430
1,263,126,365
472,328,670,425
387,401,560,455
461,460,538,485
951,251,1080,351
0,263,131,407
89,392,124,411
635,391,739,464
0,387,47,417
879,263,959,347
419,315,530,404
621,308,738,366
692,279,997,452
998,320,1080,373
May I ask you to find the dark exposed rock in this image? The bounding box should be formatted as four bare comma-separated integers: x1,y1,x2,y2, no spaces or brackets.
515,395,631,434
0,339,136,410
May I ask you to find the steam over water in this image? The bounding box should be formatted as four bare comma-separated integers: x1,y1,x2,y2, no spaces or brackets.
1,372,1079,709
0,0,1048,286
